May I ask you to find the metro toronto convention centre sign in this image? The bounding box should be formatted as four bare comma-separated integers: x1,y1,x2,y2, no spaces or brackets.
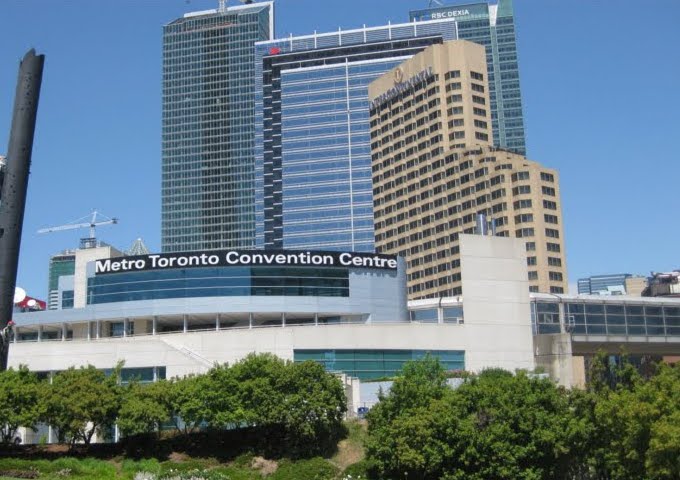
94,250,399,274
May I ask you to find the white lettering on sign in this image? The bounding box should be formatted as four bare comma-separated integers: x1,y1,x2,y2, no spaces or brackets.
95,258,146,274
94,250,399,274
431,9,470,19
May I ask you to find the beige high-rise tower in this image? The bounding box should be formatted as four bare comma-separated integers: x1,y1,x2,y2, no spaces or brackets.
368,41,567,299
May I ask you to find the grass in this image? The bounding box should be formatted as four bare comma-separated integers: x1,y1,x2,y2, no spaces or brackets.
0,421,370,480
331,419,368,472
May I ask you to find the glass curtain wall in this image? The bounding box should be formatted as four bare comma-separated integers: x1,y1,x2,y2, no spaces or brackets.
255,20,458,251
162,5,272,252
279,59,403,251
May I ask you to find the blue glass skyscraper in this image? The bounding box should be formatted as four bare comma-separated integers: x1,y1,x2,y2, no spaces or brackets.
255,20,458,251
162,3,274,253
410,0,526,154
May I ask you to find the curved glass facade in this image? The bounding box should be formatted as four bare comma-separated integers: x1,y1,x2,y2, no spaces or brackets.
87,266,350,305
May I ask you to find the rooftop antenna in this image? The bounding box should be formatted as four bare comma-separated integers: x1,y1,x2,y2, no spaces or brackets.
218,0,227,14
429,0,444,6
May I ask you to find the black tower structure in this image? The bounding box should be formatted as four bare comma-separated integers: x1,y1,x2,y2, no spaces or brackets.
0,49,45,370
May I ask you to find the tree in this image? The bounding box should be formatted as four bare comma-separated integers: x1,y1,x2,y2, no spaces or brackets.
367,354,448,432
167,374,211,434
587,362,680,480
118,380,172,438
278,360,347,455
201,363,243,429
366,356,452,479
0,366,44,444
204,353,347,456
44,364,121,446
587,350,641,394
229,353,287,428
366,361,587,480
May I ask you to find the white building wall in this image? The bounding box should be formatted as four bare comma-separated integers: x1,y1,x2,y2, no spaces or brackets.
8,323,471,378
459,234,535,372
73,246,123,308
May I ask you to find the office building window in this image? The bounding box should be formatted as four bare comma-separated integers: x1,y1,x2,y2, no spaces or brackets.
514,199,532,209
549,272,564,282
512,185,531,195
540,172,555,182
547,242,561,252
516,228,534,238
511,171,530,182
548,257,562,267
515,213,533,224
546,228,560,238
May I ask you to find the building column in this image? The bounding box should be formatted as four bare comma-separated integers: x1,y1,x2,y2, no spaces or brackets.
152,316,157,335
37,325,42,342
215,313,220,332
86,321,91,341
558,302,566,334
123,318,129,338
95,320,101,339
61,323,67,341
314,313,319,326
249,312,253,330
12,326,17,344
183,315,188,333
281,313,286,328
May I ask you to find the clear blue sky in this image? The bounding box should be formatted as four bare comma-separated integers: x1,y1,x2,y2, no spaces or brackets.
1,0,679,299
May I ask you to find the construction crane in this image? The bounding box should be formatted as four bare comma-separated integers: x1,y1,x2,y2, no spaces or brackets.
37,210,118,248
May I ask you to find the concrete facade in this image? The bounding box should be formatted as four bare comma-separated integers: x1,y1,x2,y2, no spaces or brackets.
6,235,680,396
459,234,534,372
625,276,648,296
73,245,122,308
368,42,567,299
9,236,535,378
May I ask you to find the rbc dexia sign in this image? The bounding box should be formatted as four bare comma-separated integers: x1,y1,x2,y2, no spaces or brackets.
95,250,399,275
409,3,489,22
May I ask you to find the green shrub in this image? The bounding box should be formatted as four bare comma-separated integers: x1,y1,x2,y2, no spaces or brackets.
270,457,338,480
342,459,374,479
